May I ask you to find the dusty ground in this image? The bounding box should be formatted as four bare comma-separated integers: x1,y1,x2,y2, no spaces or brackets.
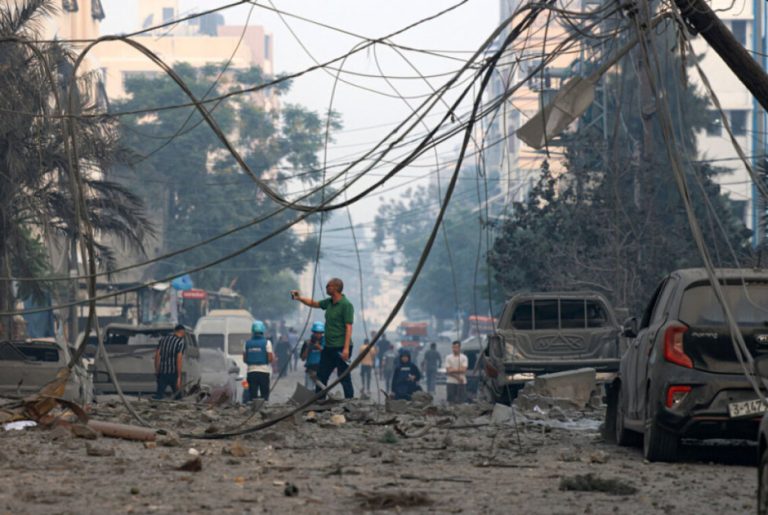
0,368,758,514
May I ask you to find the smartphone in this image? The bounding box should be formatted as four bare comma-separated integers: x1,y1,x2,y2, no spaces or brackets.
290,290,298,300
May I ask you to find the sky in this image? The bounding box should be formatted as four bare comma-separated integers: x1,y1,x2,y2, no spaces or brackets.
99,0,500,223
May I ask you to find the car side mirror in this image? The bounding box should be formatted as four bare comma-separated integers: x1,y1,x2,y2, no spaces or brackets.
622,317,638,338
228,362,240,375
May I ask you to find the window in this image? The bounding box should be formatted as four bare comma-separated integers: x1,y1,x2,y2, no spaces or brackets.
533,300,559,329
62,0,79,12
264,35,271,60
731,20,747,47
162,7,174,23
680,282,768,326
511,301,533,330
198,334,224,350
560,300,586,329
706,113,722,137
730,110,748,136
227,333,251,355
91,0,105,21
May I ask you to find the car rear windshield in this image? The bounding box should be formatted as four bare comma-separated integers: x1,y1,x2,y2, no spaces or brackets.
0,342,59,362
198,334,225,350
679,282,768,326
510,299,610,330
227,333,250,355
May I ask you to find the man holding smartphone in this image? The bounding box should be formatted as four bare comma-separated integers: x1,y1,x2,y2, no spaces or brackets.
291,277,354,399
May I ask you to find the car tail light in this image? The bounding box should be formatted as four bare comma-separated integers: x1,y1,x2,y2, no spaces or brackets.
666,385,692,408
664,324,692,368
241,379,248,388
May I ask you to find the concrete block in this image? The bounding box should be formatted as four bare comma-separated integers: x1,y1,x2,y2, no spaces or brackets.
491,403,514,424
532,368,596,408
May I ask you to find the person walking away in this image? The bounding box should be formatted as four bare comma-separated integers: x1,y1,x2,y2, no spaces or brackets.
288,327,299,371
359,338,377,396
300,322,325,389
391,349,422,400
276,334,291,378
381,348,396,393
291,277,354,398
421,342,441,395
376,331,392,379
154,324,186,400
444,340,468,404
243,320,274,402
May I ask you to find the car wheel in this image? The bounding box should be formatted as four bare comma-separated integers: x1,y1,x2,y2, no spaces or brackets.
643,399,679,462
759,443,768,515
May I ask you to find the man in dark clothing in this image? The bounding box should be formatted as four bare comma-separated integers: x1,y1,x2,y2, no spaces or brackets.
292,278,354,398
391,349,422,400
421,342,441,395
376,332,392,380
276,334,291,377
154,324,186,400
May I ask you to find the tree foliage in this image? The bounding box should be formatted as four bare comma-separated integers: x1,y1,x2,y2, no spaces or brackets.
489,42,752,314
115,63,340,317
0,0,152,325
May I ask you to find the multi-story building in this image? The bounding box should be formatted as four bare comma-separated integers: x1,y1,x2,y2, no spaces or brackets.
93,0,273,102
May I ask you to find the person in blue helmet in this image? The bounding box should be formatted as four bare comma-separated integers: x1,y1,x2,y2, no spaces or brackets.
300,322,325,389
391,348,422,401
243,320,274,402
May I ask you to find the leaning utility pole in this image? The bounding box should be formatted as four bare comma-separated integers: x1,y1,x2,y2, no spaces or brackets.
674,0,768,243
674,0,768,111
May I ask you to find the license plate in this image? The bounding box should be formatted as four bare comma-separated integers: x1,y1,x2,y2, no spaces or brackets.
728,399,768,418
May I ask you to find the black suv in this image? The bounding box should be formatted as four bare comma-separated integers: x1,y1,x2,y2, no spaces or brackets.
605,268,768,462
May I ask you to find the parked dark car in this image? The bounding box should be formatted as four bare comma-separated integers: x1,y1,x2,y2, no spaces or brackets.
605,268,768,462
483,291,621,402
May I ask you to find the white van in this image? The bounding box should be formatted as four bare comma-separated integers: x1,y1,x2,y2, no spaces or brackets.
194,309,254,383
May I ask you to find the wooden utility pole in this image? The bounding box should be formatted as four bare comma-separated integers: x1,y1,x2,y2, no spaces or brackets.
675,0,768,112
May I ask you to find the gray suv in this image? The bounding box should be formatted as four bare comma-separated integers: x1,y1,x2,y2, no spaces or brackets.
484,292,621,401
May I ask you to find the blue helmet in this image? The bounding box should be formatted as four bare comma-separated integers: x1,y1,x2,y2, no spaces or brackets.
251,320,266,334
311,321,325,333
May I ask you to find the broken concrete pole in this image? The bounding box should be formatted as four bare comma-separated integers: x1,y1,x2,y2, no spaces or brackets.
532,368,596,408
87,421,156,442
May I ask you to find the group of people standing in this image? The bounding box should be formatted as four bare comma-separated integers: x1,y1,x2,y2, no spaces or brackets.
233,276,470,405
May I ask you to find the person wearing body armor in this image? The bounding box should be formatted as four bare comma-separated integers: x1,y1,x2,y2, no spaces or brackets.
300,322,325,389
243,320,274,402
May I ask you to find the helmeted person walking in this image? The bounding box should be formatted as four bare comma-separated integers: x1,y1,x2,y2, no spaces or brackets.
300,321,325,389
243,320,274,402
421,342,441,395
291,277,354,398
154,324,186,400
391,349,422,400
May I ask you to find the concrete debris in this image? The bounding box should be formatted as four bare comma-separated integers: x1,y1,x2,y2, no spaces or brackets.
85,443,115,457
176,456,202,472
491,403,515,424
589,450,609,464
329,414,346,426
559,473,637,495
355,491,433,510
201,410,219,423
223,441,250,457
283,483,299,497
532,368,597,408
3,421,36,431
71,423,99,440
157,430,182,447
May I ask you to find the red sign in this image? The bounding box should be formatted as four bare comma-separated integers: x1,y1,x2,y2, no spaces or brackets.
181,289,207,300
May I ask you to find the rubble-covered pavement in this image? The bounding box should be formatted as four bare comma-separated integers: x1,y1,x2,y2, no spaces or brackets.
0,387,757,514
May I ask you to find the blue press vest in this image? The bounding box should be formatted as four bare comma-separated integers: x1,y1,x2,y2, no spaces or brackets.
244,337,268,365
306,336,324,366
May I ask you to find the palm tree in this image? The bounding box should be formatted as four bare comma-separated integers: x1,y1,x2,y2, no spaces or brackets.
0,0,153,338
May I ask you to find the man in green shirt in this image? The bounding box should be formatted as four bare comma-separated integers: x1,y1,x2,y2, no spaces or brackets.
291,278,355,398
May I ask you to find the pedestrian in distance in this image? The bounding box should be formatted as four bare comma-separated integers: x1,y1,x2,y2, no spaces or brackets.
376,331,392,378
300,322,325,389
243,320,274,402
291,278,355,399
381,347,397,393
154,324,186,400
288,327,299,372
444,340,468,404
391,349,422,400
359,338,377,396
421,342,441,395
276,333,291,378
